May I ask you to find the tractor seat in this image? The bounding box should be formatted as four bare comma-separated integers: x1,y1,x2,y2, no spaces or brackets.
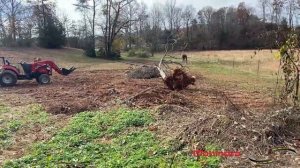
21,63,32,75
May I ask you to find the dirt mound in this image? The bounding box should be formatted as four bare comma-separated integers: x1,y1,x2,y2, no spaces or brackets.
126,66,160,79
125,88,193,108
46,101,94,115
154,104,199,142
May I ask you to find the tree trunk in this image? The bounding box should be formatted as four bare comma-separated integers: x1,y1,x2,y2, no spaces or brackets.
129,4,132,49
262,3,266,23
42,0,46,28
106,41,113,57
92,0,96,50
186,21,189,41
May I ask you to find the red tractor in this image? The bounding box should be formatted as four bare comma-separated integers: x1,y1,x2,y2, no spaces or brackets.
0,57,75,86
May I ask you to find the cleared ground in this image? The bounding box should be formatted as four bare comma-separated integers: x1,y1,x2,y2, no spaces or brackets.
0,48,299,167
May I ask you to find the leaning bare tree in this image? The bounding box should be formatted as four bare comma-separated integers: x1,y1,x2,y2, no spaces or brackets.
156,37,195,90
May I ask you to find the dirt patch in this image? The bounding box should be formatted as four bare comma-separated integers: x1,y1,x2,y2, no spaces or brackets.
0,110,70,165
1,68,297,166
0,69,273,115
156,104,191,116
0,70,181,114
153,104,198,141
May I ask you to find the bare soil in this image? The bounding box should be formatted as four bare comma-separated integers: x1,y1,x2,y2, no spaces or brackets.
0,69,271,114
0,68,299,167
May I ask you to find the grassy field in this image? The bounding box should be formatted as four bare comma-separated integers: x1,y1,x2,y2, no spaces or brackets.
0,47,129,71
125,49,281,94
0,47,284,167
188,50,279,93
1,47,281,92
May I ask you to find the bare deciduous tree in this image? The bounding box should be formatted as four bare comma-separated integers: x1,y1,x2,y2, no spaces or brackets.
272,0,285,25
286,0,297,27
173,6,182,32
101,0,138,58
124,0,138,49
74,0,99,56
136,2,148,45
164,0,177,32
259,0,270,22
0,0,25,45
200,6,214,25
182,5,195,41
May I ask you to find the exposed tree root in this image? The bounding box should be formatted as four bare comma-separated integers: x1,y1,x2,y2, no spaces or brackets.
163,68,196,90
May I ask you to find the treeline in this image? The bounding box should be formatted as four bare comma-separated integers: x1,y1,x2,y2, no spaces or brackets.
0,0,65,48
1,0,300,58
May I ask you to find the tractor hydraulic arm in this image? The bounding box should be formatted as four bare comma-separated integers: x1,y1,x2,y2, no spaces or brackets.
31,60,76,76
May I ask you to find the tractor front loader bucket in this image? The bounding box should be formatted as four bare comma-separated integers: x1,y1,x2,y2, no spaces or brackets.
61,67,76,76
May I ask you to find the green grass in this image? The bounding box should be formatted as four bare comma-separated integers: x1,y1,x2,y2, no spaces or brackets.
3,108,220,168
0,104,50,150
191,61,279,93
0,104,8,113
198,144,222,168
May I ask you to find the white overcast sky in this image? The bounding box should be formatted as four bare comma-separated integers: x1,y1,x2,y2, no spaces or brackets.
56,0,258,21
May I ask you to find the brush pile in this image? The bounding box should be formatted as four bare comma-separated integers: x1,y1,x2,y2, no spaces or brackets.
127,65,160,79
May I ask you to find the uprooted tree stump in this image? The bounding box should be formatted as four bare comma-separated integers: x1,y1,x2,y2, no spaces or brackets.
156,39,196,90
160,68,196,91
126,65,161,79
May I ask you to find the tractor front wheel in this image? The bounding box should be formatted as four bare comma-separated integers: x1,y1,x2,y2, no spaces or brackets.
37,74,51,85
0,70,17,87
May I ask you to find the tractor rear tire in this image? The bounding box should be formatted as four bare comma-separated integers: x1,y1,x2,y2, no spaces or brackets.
0,70,17,87
37,74,51,85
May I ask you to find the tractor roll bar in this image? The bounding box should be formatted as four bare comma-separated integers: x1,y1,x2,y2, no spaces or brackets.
0,57,5,65
0,57,14,65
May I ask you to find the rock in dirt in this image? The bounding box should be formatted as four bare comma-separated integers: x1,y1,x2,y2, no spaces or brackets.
126,66,161,79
